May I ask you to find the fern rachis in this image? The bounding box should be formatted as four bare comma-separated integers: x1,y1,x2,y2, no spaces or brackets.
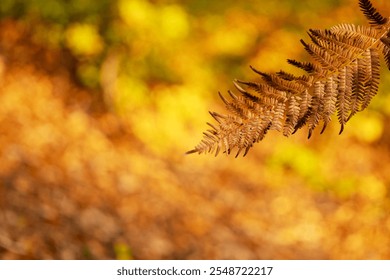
187,0,390,157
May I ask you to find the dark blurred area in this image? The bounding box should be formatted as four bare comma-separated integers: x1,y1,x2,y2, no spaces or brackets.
1,0,390,260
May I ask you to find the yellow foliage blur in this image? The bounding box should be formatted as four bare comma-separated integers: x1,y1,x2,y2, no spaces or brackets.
0,0,390,260
65,23,103,56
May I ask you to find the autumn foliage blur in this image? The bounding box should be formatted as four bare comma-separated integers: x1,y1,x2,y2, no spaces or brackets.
1,0,390,260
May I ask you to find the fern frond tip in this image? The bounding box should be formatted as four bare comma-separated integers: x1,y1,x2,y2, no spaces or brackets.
359,0,388,26
187,0,389,157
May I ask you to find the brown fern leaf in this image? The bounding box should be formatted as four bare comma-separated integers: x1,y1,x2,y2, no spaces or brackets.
292,89,312,134
336,66,353,134
381,30,390,69
283,95,301,137
307,81,326,139
321,75,338,133
359,0,388,26
187,0,390,156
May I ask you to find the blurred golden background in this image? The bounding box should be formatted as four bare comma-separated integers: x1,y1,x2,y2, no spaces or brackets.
1,0,390,259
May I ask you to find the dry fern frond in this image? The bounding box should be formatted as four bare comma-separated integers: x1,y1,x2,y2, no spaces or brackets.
187,0,390,156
